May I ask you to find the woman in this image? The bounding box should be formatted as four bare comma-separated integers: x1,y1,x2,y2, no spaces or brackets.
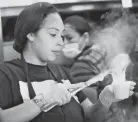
0,2,134,122
53,15,92,66
0,2,89,122
0,2,107,122
61,15,107,103
62,15,107,82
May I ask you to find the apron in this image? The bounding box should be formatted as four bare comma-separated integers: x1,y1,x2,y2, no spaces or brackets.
20,54,85,122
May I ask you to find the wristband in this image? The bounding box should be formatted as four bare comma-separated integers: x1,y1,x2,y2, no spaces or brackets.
32,94,59,112
32,93,46,111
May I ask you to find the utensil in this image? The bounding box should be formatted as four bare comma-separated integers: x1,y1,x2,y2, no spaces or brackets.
43,70,111,112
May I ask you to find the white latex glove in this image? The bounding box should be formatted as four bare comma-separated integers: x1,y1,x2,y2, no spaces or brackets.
99,81,136,108
19,80,72,106
19,80,85,106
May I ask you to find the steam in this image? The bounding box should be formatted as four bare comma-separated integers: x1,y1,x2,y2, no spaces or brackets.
89,9,138,121
90,9,138,69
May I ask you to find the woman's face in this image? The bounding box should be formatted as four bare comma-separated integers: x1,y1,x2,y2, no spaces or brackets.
62,23,89,59
63,23,81,44
32,13,64,62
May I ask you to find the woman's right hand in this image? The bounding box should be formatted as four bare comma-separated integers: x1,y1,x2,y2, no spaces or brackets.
20,80,84,106
31,80,72,106
99,81,136,108
43,81,72,106
42,81,85,106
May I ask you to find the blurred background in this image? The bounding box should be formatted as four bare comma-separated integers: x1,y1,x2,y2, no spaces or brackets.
0,0,138,61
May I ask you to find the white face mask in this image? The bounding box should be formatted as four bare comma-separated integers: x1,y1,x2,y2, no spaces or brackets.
62,43,82,58
62,32,88,59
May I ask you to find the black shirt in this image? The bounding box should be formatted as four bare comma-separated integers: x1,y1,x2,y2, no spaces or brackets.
0,58,86,122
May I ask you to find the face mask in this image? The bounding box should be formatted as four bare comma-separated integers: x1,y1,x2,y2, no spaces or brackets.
62,43,82,58
62,33,88,58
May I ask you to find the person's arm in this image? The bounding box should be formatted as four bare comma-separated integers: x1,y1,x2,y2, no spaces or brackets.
70,59,100,83
77,44,107,72
0,100,41,122
70,60,100,103
63,65,110,121
0,68,42,122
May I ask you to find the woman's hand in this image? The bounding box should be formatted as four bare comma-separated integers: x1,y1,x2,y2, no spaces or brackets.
99,81,136,108
19,80,85,107
43,81,72,106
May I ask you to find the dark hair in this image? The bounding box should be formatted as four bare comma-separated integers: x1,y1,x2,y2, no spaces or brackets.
13,2,58,53
64,15,91,35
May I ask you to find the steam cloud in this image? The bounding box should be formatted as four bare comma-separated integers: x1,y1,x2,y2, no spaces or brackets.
91,9,138,69
89,9,138,121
